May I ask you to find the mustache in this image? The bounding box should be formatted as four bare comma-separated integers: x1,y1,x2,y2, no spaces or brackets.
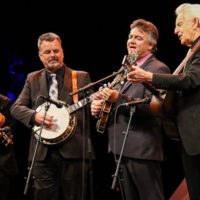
48,57,59,63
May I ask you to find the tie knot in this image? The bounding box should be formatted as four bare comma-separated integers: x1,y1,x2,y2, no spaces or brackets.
50,73,56,78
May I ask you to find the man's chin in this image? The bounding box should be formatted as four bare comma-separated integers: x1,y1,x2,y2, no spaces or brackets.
47,63,60,70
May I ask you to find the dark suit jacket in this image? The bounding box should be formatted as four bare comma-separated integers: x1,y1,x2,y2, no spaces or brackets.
153,41,200,155
0,94,18,176
11,66,94,161
107,55,170,161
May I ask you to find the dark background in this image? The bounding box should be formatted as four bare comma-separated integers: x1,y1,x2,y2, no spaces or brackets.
1,1,198,199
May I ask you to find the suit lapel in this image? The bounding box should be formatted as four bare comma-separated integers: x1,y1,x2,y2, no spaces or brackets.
184,46,200,72
39,70,49,98
139,55,154,70
59,66,73,104
119,81,132,93
120,55,155,93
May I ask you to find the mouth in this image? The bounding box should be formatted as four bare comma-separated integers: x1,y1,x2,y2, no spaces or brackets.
178,35,182,41
128,46,136,52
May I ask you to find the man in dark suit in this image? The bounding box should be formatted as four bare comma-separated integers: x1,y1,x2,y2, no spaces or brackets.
0,94,18,200
127,4,200,200
11,32,94,200
91,19,170,200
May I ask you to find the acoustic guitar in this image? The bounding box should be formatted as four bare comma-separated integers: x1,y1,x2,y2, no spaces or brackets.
169,178,189,200
150,89,179,140
150,40,200,139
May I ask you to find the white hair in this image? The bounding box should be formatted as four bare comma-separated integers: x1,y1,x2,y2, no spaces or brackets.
175,3,200,21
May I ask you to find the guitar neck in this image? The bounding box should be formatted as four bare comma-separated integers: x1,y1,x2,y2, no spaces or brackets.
67,65,127,115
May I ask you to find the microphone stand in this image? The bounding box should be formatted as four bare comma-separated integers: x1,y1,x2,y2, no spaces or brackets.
24,102,50,195
81,89,94,200
69,62,127,96
84,90,94,200
68,55,130,199
111,105,136,190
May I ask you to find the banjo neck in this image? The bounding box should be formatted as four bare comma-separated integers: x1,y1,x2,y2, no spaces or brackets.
66,96,91,114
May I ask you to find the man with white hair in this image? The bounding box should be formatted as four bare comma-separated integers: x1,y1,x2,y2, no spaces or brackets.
127,3,200,200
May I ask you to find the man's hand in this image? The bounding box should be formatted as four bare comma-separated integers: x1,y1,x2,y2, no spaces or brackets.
92,84,119,103
35,112,55,128
91,100,104,116
127,65,153,83
96,87,119,102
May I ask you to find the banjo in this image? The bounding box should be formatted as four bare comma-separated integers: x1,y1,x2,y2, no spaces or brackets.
33,97,91,145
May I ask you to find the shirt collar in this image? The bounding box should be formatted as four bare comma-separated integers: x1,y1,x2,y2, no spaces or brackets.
191,36,200,49
46,65,65,81
136,53,153,67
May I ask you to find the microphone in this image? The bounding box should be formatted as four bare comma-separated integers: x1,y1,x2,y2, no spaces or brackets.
0,126,11,132
40,96,63,108
119,97,151,107
128,51,138,65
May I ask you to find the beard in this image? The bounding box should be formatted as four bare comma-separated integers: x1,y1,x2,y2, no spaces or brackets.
47,62,59,70
47,57,60,70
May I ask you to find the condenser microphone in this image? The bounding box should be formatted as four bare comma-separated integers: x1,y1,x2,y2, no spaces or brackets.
128,51,138,65
40,96,63,108
119,97,151,107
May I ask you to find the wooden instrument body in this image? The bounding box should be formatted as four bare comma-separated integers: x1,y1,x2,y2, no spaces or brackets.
150,90,179,140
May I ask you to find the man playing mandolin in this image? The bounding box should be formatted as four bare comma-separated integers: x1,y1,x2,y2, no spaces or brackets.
0,94,18,200
127,3,200,200
91,19,170,200
11,32,94,200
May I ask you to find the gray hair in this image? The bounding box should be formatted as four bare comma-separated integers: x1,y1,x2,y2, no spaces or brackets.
38,32,62,51
130,19,159,53
175,3,200,21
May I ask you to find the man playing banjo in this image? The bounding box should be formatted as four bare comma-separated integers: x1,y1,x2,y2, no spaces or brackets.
11,32,95,200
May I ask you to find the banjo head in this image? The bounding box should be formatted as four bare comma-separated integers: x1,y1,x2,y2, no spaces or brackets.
33,102,76,145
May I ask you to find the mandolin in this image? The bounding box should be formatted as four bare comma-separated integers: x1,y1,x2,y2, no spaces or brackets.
96,74,124,133
95,51,179,139
96,52,138,133
0,113,13,146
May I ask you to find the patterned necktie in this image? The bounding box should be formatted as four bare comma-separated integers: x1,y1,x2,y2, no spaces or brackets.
49,73,58,100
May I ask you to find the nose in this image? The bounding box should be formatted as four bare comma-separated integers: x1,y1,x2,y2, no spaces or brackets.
129,37,135,43
50,50,56,57
174,26,179,35
127,38,135,48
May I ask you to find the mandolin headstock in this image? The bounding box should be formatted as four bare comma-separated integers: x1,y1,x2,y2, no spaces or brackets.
123,51,138,71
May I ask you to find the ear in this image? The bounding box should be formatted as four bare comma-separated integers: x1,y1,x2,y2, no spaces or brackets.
148,43,154,52
38,51,42,58
193,17,200,29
